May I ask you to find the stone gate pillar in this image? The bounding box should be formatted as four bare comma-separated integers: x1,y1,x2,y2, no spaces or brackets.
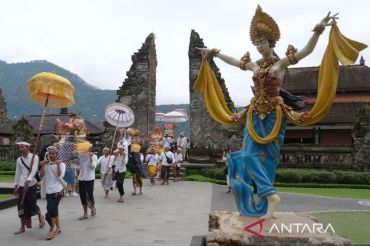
116,33,157,147
188,30,243,163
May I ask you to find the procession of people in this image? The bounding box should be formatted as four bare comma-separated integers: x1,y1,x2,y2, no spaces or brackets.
12,113,188,240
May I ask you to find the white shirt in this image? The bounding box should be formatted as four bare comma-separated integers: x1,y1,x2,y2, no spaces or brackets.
160,151,175,166
177,137,187,149
186,138,190,149
44,162,66,194
14,153,39,187
163,137,173,147
117,137,130,154
174,153,183,167
145,153,159,166
114,153,128,173
98,155,114,174
78,154,98,181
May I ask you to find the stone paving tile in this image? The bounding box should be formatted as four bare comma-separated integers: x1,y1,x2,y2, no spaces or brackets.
0,180,212,246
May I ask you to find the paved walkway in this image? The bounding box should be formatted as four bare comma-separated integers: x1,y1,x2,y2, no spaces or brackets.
0,180,212,246
1,181,370,246
0,182,13,188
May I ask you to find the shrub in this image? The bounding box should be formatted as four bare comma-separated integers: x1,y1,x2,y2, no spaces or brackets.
200,168,225,180
276,169,370,185
0,161,16,171
186,169,200,176
0,171,16,175
275,183,370,189
196,167,370,185
183,175,227,185
276,170,302,183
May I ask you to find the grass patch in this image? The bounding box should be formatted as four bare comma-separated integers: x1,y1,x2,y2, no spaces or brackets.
275,183,370,189
0,175,14,183
277,187,370,200
310,211,370,245
0,194,13,201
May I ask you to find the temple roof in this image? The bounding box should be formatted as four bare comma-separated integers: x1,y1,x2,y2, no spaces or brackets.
289,102,369,125
282,65,370,94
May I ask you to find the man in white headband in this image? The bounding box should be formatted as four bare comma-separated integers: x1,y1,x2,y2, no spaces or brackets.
14,141,45,234
97,147,114,198
40,146,66,240
114,145,128,203
173,147,183,182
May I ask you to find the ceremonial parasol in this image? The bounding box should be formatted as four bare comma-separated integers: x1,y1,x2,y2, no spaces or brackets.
173,108,188,118
163,110,188,123
104,102,135,168
20,72,74,217
156,110,188,139
27,72,75,148
105,102,134,128
155,112,165,121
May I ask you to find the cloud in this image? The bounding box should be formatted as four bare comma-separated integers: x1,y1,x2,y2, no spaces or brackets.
0,0,369,106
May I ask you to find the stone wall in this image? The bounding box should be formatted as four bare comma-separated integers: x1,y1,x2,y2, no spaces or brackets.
0,88,8,125
100,121,119,153
115,33,157,147
0,145,16,161
188,30,243,163
280,144,354,170
353,105,370,171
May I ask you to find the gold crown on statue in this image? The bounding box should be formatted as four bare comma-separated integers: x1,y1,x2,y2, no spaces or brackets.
250,5,280,47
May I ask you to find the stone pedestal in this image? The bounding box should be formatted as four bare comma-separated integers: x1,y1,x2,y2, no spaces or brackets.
207,211,352,246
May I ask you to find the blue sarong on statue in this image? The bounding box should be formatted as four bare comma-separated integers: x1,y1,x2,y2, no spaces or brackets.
227,112,287,217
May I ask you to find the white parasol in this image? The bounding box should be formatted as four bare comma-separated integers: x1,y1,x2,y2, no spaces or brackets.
163,110,188,123
155,112,165,122
173,108,188,118
105,102,135,128
104,102,135,168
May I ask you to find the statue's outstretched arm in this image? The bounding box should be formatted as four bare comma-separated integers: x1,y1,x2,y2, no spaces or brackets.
279,12,339,68
196,47,256,71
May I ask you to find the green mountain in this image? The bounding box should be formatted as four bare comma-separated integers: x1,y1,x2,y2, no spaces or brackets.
0,60,116,123
0,59,194,135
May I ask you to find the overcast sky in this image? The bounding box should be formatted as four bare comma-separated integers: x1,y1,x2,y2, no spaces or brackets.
0,0,369,106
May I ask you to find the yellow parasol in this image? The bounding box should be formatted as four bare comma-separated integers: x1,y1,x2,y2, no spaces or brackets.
27,71,75,151
19,72,75,218
28,72,75,108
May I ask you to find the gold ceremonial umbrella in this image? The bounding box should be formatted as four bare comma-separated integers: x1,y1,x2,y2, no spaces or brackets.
27,72,75,149
18,72,75,217
28,72,75,108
